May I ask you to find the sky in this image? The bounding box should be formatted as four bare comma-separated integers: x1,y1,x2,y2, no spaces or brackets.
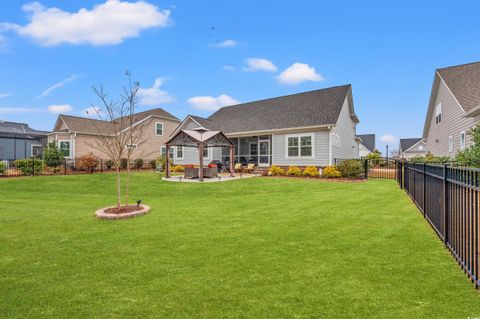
0,0,479,153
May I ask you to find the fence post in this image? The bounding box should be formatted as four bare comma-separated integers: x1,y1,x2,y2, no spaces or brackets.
443,163,449,245
100,159,103,173
364,159,368,180
64,158,67,175
32,158,35,176
423,163,426,216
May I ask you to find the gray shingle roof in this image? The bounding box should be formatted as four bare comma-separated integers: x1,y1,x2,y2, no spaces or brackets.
437,62,480,112
400,138,422,152
202,85,354,134
56,108,180,135
0,121,48,138
358,134,375,152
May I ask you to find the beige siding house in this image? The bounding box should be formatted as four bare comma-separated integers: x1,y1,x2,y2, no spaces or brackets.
423,62,480,157
48,108,180,160
399,138,427,159
171,85,360,167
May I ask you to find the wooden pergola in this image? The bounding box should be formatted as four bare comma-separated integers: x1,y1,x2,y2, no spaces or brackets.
165,127,235,181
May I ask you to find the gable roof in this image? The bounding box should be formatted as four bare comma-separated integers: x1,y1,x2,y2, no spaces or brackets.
189,85,356,134
0,121,48,138
54,108,180,135
400,138,423,152
357,134,375,152
437,62,480,112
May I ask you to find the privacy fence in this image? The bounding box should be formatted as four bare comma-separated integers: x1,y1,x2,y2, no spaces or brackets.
396,161,479,288
0,158,157,177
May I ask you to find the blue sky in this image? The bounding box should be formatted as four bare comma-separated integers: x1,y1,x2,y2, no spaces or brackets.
0,0,479,152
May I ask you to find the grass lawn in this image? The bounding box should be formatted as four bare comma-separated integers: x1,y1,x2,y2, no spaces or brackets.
1,173,480,318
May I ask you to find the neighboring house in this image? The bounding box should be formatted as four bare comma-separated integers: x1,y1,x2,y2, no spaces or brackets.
171,84,360,167
399,138,427,159
357,134,375,157
0,121,48,160
423,61,480,157
48,108,180,160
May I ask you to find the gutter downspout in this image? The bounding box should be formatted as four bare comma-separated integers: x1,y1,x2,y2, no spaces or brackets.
328,127,332,166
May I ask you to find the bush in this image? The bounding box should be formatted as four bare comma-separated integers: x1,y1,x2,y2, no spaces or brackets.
120,158,128,169
134,158,144,169
43,142,63,168
268,165,285,176
337,159,364,179
149,159,156,169
322,166,341,178
155,155,173,171
76,153,99,172
366,150,382,167
172,165,185,172
286,166,302,176
303,165,320,177
105,160,114,169
14,159,43,175
0,161,6,175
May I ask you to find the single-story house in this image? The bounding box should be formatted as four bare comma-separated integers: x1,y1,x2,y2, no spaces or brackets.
49,108,180,160
170,84,360,168
357,134,376,157
423,61,480,156
399,138,427,159
0,121,48,160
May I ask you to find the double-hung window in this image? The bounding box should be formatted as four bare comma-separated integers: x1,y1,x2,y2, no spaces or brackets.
448,135,453,152
59,141,71,157
203,147,209,158
161,145,174,159
176,146,183,159
287,134,313,157
460,131,466,150
435,103,442,125
155,122,164,136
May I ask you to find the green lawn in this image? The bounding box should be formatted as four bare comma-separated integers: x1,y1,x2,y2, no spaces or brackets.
1,174,479,318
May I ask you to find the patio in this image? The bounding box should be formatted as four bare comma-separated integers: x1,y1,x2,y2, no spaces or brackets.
162,172,257,183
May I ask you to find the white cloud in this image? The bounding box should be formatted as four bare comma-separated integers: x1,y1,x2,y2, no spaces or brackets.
187,94,239,111
223,65,235,71
0,92,12,98
243,58,277,72
84,106,103,118
37,74,77,99
48,104,72,114
0,107,42,114
380,134,397,145
137,77,174,106
211,39,238,48
4,1,171,46
277,63,324,85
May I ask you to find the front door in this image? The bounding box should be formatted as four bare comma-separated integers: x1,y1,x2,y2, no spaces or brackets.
259,140,270,167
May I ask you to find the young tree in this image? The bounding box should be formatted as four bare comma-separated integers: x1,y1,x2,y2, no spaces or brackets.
43,141,64,171
456,125,480,167
87,71,153,208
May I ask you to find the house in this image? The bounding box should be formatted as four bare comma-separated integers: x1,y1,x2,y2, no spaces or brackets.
423,61,480,157
48,108,180,160
0,121,48,160
357,134,375,157
170,84,360,168
399,138,427,159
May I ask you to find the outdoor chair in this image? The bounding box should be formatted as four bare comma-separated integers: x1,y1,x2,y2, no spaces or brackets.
234,163,243,173
184,166,199,179
244,163,255,173
203,166,218,178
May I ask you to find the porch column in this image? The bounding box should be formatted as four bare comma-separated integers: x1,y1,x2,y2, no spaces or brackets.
199,143,204,182
229,145,235,177
166,144,171,178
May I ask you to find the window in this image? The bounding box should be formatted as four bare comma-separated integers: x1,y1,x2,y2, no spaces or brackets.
448,135,453,152
249,143,258,156
460,131,466,150
155,122,164,136
161,145,174,159
287,134,313,157
59,141,70,157
203,147,209,158
418,145,424,151
176,146,183,159
435,103,442,125
32,145,42,157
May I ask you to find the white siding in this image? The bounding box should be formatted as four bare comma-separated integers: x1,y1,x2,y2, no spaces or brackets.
174,147,222,165
359,144,371,157
331,97,359,160
425,78,475,156
272,130,330,166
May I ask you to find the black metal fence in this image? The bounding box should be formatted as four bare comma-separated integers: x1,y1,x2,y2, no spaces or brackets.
397,161,479,288
0,158,157,177
334,157,397,180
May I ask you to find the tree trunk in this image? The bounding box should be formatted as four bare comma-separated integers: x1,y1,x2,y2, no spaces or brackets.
125,159,130,207
116,165,121,208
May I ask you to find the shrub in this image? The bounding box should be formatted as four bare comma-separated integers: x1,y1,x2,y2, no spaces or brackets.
120,158,128,169
303,165,320,177
366,150,382,167
322,166,341,178
172,165,185,172
14,159,43,175
134,158,144,169
155,155,173,171
149,159,156,169
0,161,6,175
105,160,115,169
43,142,63,168
286,166,302,176
337,159,364,178
76,153,99,172
268,165,285,176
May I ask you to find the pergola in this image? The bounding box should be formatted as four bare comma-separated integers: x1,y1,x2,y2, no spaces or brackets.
165,127,235,181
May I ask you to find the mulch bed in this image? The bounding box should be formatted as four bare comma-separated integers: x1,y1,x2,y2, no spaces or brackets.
104,205,143,215
262,175,366,183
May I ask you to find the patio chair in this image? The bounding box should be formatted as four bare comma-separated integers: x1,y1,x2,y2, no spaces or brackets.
203,166,218,178
234,163,243,173
244,163,255,173
184,166,199,179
